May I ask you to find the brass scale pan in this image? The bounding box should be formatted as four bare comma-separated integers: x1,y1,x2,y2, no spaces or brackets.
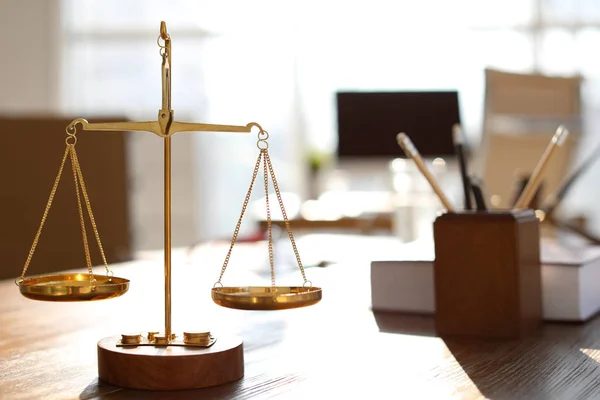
18,273,129,302
212,286,322,310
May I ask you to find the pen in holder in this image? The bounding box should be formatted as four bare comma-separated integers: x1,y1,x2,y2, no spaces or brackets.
433,209,542,339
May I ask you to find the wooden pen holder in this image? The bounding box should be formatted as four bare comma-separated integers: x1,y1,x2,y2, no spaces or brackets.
433,210,542,339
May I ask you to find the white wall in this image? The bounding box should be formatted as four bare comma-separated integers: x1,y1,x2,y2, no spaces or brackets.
0,0,61,113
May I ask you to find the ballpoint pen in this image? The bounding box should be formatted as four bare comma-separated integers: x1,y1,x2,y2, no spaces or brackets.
396,133,455,212
541,140,600,216
513,125,570,210
512,175,544,210
470,175,488,212
453,124,472,211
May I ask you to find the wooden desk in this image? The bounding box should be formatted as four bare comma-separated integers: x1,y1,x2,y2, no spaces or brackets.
2,242,600,399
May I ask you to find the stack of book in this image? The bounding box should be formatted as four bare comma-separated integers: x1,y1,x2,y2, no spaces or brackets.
371,238,600,322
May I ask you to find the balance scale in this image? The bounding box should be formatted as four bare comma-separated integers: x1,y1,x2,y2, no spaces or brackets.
14,21,322,391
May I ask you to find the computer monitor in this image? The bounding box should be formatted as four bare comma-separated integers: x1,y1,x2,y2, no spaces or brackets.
336,91,460,159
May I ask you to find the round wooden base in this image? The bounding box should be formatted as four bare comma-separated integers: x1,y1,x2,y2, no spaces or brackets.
97,335,244,390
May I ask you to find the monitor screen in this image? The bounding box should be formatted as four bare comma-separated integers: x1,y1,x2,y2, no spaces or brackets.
336,91,460,158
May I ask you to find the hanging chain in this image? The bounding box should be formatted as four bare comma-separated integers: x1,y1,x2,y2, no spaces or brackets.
16,125,112,285
70,146,95,284
215,150,264,286
215,125,311,288
265,151,310,286
71,146,111,276
262,149,276,288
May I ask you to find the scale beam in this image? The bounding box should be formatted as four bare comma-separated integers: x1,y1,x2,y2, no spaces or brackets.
67,119,162,136
67,118,252,137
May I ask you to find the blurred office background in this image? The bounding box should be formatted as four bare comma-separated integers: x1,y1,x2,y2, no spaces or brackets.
2,0,600,253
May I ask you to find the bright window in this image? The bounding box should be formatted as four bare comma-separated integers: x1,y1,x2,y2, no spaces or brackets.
61,0,600,243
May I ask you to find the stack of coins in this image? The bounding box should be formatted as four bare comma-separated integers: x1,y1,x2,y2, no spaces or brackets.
183,330,211,346
121,333,142,345
153,334,169,345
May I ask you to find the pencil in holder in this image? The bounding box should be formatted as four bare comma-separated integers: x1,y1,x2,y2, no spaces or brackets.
433,209,542,339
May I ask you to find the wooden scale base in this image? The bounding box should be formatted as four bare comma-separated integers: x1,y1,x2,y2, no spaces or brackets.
97,336,244,390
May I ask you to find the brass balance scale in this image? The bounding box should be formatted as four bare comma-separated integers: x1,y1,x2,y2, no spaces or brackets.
14,21,321,391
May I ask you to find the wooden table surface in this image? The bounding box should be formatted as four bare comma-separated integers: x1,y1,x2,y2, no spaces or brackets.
3,236,600,399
